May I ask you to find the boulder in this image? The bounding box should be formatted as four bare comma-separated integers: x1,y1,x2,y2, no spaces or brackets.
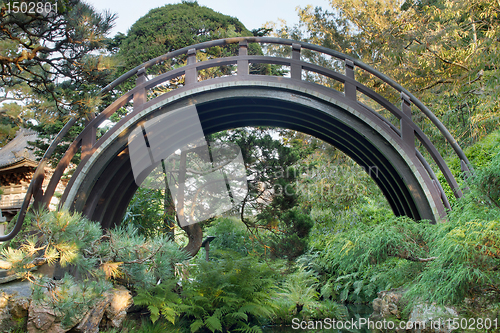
104,285,133,328
27,303,68,333
371,288,460,333
0,281,32,332
74,285,132,333
371,287,406,320
10,296,30,318
0,278,132,333
408,303,458,333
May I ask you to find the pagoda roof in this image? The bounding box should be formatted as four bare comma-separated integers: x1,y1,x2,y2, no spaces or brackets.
0,128,39,170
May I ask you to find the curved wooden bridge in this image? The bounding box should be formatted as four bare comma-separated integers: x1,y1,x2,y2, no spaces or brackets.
2,37,472,241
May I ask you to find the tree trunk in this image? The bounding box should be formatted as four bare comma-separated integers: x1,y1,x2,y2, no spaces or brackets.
162,160,176,241
176,150,203,257
181,223,203,257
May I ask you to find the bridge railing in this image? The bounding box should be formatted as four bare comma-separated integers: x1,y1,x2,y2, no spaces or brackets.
0,37,470,241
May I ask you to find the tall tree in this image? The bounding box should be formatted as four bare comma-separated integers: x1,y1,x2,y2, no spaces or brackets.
0,0,117,154
116,2,282,257
269,0,500,150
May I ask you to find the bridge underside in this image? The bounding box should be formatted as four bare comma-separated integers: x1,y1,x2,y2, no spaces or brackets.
63,84,440,228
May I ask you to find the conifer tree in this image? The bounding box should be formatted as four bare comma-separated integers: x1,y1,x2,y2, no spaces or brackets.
0,0,117,155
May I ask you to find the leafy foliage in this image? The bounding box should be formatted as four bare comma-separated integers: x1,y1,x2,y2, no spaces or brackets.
306,216,429,303
405,152,500,305
263,207,314,260
117,1,252,70
122,187,172,239
269,0,499,152
134,279,181,324
1,209,188,290
276,266,319,318
203,217,257,257
406,216,500,305
0,0,118,152
150,255,279,332
115,1,275,94
31,274,112,329
2,209,102,275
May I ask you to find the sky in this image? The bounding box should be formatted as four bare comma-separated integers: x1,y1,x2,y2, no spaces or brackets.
86,0,329,37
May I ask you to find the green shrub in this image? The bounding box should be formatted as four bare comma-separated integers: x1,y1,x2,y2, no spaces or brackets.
405,188,500,306
302,217,432,303
167,255,278,332
0,209,188,318
31,274,112,329
203,217,256,257
438,129,500,206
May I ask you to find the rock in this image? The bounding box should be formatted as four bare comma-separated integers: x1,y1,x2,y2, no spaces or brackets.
0,281,32,332
74,285,132,333
75,297,110,333
371,288,460,333
0,293,8,308
0,280,132,333
27,303,61,333
27,299,83,333
10,296,30,318
371,287,406,320
0,280,32,298
0,292,12,332
0,260,13,270
104,285,132,328
408,303,458,333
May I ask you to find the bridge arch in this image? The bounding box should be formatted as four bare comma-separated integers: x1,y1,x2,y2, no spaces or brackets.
64,80,438,226
2,37,472,241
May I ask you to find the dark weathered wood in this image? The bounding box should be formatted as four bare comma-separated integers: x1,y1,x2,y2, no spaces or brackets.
133,67,147,111
7,37,469,242
400,92,415,151
344,59,356,100
238,40,248,76
82,113,96,161
291,43,302,80
185,48,197,86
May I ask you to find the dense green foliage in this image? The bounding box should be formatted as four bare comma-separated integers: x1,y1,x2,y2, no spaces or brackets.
299,144,500,309
176,256,277,332
115,1,275,94
0,0,117,150
117,1,252,69
0,209,188,327
270,0,499,152
122,187,170,238
134,255,278,332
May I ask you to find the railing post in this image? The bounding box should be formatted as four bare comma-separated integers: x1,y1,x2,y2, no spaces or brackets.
344,59,356,100
81,113,96,160
291,43,302,80
238,40,249,76
400,92,415,151
185,48,197,85
134,67,147,112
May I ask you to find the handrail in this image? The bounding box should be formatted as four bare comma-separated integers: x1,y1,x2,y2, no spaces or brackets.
5,37,469,241
100,37,471,169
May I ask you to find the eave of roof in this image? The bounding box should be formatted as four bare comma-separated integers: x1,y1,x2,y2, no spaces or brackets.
0,128,39,169
0,157,38,171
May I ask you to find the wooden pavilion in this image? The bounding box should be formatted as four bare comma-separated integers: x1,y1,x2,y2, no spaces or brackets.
0,129,64,222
